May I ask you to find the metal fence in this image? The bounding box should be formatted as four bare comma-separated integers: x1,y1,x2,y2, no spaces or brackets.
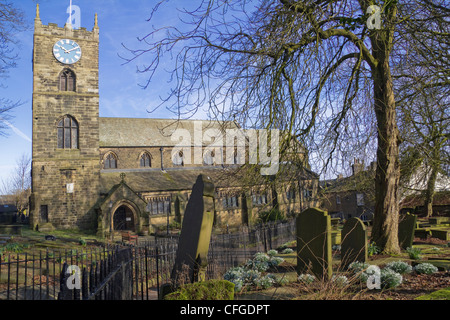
0,219,296,300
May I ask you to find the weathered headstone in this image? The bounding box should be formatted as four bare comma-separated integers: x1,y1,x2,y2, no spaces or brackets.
170,174,215,286
296,208,332,280
398,213,417,249
341,217,368,269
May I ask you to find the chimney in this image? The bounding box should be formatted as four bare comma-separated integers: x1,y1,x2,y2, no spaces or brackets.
351,158,364,176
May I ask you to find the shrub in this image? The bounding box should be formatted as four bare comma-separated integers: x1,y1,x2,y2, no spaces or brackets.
224,267,245,281
267,249,278,257
406,247,422,260
380,269,403,289
4,243,26,253
298,273,316,284
269,256,284,267
258,209,285,222
332,275,349,287
368,241,381,256
254,274,275,289
274,274,289,286
164,280,235,300
360,265,381,283
414,263,438,275
385,261,412,275
348,261,369,274
245,258,269,272
281,248,294,254
224,251,286,292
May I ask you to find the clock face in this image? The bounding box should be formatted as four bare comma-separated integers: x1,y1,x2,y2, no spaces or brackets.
53,39,82,64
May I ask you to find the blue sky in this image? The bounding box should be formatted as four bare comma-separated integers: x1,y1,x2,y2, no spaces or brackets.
0,0,202,185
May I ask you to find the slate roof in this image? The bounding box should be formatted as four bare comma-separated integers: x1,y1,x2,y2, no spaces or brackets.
99,167,239,193
100,164,318,194
320,170,375,193
99,117,240,147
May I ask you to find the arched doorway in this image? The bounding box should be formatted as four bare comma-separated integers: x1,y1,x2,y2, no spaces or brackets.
113,205,135,231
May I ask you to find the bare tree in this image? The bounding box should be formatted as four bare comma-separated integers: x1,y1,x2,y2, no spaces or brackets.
122,0,448,254
394,2,449,217
0,0,28,136
1,153,31,215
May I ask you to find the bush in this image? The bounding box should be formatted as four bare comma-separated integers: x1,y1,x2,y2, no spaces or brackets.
258,209,285,222
406,247,422,260
414,263,438,275
224,251,285,292
360,265,381,284
385,261,412,275
245,252,271,271
348,261,370,274
164,280,235,300
281,248,294,254
254,274,276,289
368,241,381,256
380,269,403,289
298,273,316,284
332,275,349,287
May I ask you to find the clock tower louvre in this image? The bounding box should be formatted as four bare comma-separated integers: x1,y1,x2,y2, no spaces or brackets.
30,5,101,231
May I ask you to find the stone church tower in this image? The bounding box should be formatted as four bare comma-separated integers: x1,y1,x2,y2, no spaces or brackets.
29,5,101,231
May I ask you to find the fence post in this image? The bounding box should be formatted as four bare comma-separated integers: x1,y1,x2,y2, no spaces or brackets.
156,246,160,300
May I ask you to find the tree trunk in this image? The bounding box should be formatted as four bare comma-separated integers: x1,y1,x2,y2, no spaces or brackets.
425,163,439,218
370,39,401,255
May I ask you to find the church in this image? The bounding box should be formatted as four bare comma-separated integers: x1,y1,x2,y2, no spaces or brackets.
29,6,319,237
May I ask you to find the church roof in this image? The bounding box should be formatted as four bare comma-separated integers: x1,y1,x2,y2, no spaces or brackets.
99,117,240,147
100,167,240,194
99,164,318,194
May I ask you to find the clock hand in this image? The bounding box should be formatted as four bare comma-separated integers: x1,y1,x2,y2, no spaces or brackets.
67,46,80,53
57,44,69,53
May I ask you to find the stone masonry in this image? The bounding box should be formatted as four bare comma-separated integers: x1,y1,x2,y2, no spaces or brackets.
30,8,101,230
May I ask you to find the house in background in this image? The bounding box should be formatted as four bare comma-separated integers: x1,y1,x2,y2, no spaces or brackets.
399,164,450,216
319,159,375,222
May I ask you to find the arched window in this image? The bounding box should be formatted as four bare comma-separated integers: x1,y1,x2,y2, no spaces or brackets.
104,153,117,169
57,115,78,149
140,152,151,167
203,150,215,165
173,150,184,166
59,69,76,91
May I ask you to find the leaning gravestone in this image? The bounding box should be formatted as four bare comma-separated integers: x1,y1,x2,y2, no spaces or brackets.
296,208,332,280
170,174,215,286
398,212,417,249
341,217,368,269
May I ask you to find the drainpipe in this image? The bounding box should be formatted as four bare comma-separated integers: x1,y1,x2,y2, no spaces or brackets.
160,147,164,170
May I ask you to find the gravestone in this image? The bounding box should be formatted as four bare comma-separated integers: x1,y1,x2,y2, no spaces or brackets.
341,217,367,269
398,213,417,249
296,208,332,280
170,174,215,285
